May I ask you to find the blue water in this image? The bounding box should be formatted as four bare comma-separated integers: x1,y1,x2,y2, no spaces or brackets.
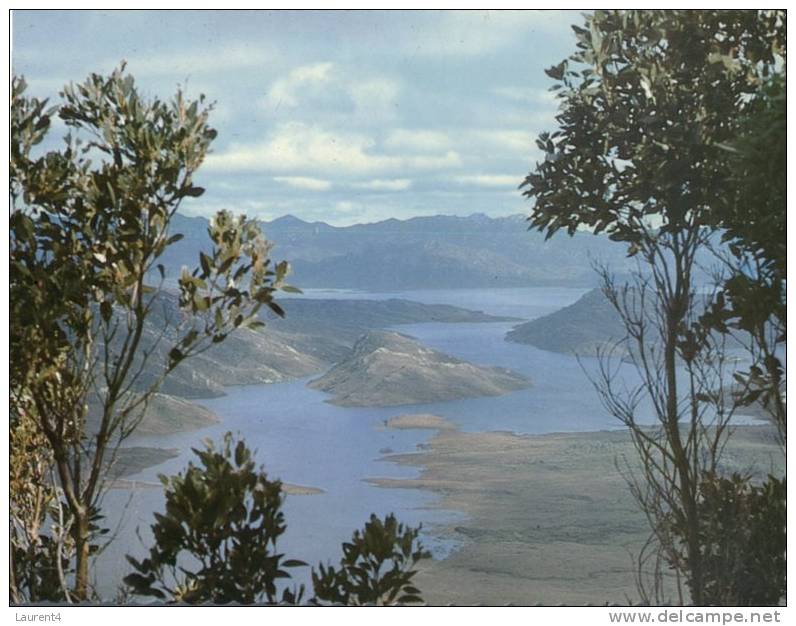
93,286,760,598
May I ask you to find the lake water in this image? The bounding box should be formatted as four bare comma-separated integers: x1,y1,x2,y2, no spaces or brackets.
95,286,756,598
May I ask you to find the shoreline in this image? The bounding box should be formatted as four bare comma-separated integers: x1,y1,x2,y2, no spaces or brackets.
111,446,324,496
372,423,783,606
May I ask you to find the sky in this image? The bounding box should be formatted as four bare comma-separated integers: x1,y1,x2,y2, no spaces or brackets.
12,10,583,226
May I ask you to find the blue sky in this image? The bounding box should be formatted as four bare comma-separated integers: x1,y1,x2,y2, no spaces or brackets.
12,10,583,225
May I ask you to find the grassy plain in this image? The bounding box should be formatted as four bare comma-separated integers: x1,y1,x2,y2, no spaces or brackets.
373,425,783,606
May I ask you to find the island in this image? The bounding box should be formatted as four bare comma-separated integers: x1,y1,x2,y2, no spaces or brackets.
506,287,626,356
308,330,531,407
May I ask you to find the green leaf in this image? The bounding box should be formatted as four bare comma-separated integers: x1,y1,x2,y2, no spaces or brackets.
199,252,211,276
183,186,205,197
169,347,183,364
100,300,112,323
267,301,285,318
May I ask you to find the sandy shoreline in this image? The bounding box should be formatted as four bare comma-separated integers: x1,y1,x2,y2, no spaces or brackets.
109,446,324,496
372,425,783,606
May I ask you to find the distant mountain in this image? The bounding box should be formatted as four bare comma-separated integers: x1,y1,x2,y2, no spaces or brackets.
159,213,632,290
506,288,626,356
309,330,531,407
268,297,516,356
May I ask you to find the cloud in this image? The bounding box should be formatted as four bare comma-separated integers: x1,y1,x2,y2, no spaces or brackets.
384,129,451,153
353,179,412,191
406,151,462,169
262,62,400,120
406,10,577,57
204,122,461,176
493,86,559,107
455,174,524,188
205,123,390,174
273,176,332,191
469,129,537,154
120,44,277,78
264,62,335,109
334,200,357,213
349,78,400,119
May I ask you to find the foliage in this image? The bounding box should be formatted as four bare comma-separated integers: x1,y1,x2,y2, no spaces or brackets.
312,514,430,606
10,65,288,601
701,73,786,444
521,9,786,605
522,9,784,246
671,473,786,605
712,74,786,281
124,433,305,604
10,409,60,603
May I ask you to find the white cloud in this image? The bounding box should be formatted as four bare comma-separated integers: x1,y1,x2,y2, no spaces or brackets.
353,179,412,191
204,122,461,176
493,86,559,108
262,62,400,120
273,176,332,191
206,123,391,174
406,10,578,57
349,78,400,119
469,129,536,154
455,174,524,188
335,200,357,213
406,151,462,169
384,129,451,153
120,44,276,77
264,62,335,109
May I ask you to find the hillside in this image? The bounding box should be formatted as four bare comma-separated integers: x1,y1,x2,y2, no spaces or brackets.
505,288,626,356
309,330,531,406
133,393,219,436
269,297,515,353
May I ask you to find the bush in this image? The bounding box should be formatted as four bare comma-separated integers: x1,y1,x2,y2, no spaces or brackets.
672,472,786,605
312,513,430,605
124,433,304,604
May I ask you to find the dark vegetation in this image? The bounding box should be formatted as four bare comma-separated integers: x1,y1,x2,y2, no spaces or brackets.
523,9,785,605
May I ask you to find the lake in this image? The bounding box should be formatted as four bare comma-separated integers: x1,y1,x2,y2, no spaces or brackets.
95,286,753,598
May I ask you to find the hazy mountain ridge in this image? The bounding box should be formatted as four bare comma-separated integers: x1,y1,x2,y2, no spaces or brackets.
160,213,632,290
309,330,531,407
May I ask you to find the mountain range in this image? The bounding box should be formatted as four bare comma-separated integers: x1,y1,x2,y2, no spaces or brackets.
159,212,633,290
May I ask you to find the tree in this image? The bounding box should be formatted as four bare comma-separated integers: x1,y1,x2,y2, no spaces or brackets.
311,514,430,606
9,414,74,604
521,10,785,604
702,73,786,445
679,472,786,605
10,66,289,601
124,433,306,604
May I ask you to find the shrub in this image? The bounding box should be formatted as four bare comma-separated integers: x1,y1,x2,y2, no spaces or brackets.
124,433,304,604
312,513,430,605
671,472,786,605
